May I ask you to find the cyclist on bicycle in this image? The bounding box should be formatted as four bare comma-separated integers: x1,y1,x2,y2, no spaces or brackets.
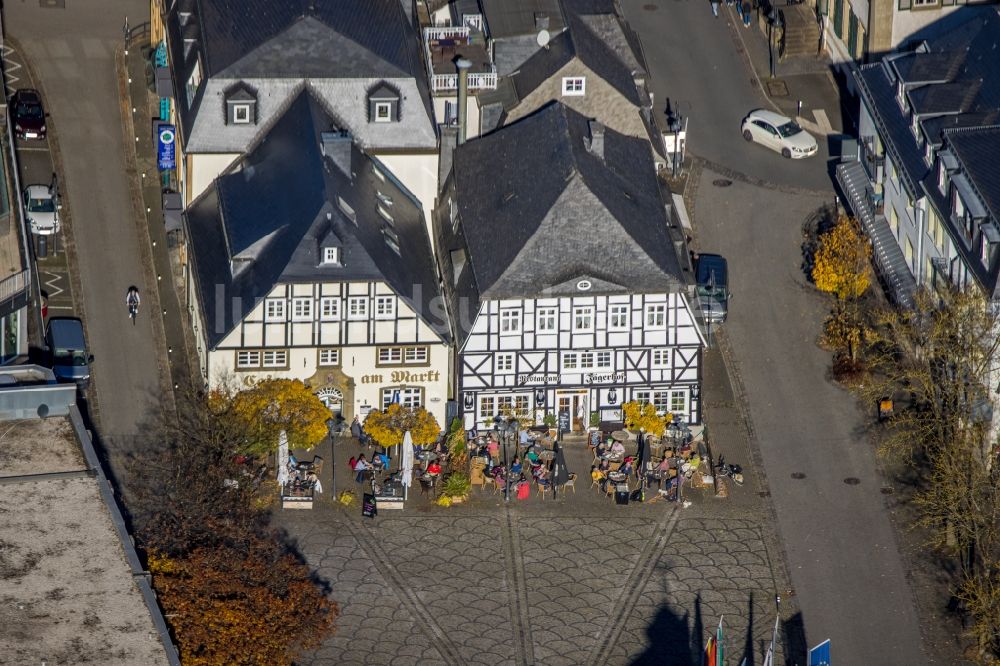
126,287,140,318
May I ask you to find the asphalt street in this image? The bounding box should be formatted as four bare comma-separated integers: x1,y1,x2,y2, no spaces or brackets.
5,0,160,478
620,0,833,192
619,0,929,657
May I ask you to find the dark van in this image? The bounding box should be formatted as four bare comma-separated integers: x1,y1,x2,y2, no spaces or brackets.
45,318,93,388
696,254,729,324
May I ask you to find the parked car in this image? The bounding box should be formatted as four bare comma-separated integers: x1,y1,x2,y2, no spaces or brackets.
23,185,60,235
10,89,46,140
696,254,729,324
45,318,93,388
741,109,817,159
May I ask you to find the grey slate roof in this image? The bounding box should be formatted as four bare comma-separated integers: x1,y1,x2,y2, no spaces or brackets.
481,0,566,38
510,10,643,107
855,7,1000,197
166,0,436,153
947,125,1000,224
184,90,447,348
435,102,686,345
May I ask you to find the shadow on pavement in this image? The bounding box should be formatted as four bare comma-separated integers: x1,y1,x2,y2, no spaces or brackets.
629,596,696,665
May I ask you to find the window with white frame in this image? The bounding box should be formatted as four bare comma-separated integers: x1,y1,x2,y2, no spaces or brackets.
913,0,938,6
982,236,990,264
338,196,357,224
937,162,947,194
645,303,667,328
954,192,965,219
262,349,288,367
495,352,514,373
320,297,340,321
185,59,202,108
236,350,261,368
377,346,429,365
374,101,393,123
651,348,671,368
378,205,394,225
264,298,285,321
608,304,629,330
375,295,396,319
561,77,585,96
479,396,496,419
348,297,368,319
573,306,594,332
499,309,521,334
233,103,251,124
318,349,340,366
291,298,313,322
670,390,688,414
563,351,611,370
536,307,557,332
322,247,340,265
497,394,530,416
633,390,669,413
381,387,422,409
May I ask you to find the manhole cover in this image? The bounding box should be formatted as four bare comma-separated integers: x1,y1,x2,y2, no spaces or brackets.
712,179,733,187
790,472,806,479
757,491,771,498
880,486,894,495
766,80,789,97
643,3,658,9
844,477,861,485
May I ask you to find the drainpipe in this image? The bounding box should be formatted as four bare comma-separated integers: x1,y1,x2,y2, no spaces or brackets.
915,200,925,285
456,57,472,145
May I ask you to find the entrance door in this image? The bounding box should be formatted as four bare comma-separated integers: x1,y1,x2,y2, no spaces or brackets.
557,391,588,432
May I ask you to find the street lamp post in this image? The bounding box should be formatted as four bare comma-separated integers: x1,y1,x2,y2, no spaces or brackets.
768,8,783,79
325,417,338,500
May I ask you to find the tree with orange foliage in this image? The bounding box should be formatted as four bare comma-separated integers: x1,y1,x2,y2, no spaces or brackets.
210,378,330,456
149,537,336,665
811,215,872,300
363,403,440,448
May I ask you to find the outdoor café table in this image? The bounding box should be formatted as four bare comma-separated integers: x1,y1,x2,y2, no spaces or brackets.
538,450,555,462
607,471,627,484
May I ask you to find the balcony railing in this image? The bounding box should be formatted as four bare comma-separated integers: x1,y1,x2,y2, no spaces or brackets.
0,269,29,305
429,69,498,92
425,25,471,42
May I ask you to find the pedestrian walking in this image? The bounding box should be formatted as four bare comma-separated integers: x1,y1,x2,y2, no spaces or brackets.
711,0,720,17
743,2,752,26
350,415,362,441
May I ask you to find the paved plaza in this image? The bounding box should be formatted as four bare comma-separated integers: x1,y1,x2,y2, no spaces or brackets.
278,447,788,666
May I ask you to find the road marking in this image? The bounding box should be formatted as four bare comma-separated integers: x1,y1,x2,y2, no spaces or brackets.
813,109,833,133
47,305,75,310
15,146,50,152
40,271,65,299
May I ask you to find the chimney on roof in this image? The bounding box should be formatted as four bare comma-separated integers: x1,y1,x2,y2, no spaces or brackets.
535,13,550,31
456,58,473,146
585,120,605,161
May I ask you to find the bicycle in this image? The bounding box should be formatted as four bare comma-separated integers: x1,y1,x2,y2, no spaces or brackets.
714,455,745,486
128,299,139,325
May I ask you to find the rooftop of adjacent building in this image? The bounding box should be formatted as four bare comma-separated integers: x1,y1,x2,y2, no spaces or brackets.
0,367,175,664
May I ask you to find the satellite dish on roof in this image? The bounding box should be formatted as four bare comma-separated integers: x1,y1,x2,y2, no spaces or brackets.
536,29,551,47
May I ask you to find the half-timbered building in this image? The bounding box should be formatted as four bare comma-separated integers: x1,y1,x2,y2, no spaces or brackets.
184,90,451,425
435,102,704,431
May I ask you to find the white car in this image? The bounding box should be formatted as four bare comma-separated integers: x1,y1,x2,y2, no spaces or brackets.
741,109,818,159
23,184,60,235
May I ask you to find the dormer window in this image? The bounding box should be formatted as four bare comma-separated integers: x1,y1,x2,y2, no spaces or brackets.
367,82,400,124
322,247,340,265
896,81,906,110
562,77,586,96
937,161,947,193
224,83,258,126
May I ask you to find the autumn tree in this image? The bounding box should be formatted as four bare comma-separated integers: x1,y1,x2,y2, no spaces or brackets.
149,536,337,665
812,215,872,300
131,388,338,662
363,403,440,448
622,400,667,437
211,378,330,456
854,288,1000,659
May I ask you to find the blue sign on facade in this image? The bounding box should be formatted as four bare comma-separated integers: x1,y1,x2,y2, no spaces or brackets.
156,124,176,171
809,639,831,666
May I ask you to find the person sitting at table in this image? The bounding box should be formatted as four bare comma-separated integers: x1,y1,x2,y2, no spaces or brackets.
525,448,540,465
353,454,370,483
510,456,523,475
487,438,499,459
492,463,506,480
426,460,442,477
610,440,626,457
536,466,550,488
621,458,634,478
597,457,611,474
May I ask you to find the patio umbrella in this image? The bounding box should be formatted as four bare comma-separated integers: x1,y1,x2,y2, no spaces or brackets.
551,440,570,498
611,430,629,442
401,430,414,500
276,430,290,487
